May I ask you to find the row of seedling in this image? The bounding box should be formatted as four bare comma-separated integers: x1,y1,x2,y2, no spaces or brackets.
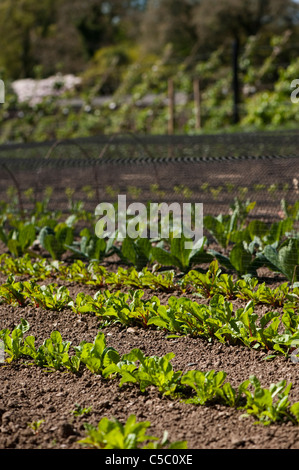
1,197,298,281
1,320,299,427
27,411,187,450
1,256,299,307
1,275,298,357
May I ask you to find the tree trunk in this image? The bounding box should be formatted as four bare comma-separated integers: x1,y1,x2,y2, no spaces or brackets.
232,37,240,125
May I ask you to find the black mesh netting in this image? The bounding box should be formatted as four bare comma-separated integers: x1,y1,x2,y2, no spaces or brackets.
0,131,299,221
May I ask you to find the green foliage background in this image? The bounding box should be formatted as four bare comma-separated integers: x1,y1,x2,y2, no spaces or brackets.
1,0,299,142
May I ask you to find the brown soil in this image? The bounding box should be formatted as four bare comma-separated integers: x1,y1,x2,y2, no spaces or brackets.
1,256,299,452
0,148,299,454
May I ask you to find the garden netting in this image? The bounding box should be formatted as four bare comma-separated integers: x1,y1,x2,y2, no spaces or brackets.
0,131,298,221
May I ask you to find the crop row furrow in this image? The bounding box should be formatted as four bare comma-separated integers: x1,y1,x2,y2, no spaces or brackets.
1,320,299,427
1,256,299,307
1,197,299,281
0,276,298,357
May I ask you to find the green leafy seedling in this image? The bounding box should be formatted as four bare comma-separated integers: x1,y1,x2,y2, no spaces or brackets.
27,419,44,434
78,414,187,449
71,404,92,417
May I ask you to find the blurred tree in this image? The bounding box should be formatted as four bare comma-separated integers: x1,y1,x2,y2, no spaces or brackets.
140,0,200,58
192,0,299,48
0,0,57,78
45,0,143,74
191,0,299,123
1,0,299,83
75,1,127,59
0,0,141,79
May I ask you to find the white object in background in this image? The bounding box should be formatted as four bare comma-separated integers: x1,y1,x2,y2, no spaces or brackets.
0,80,4,103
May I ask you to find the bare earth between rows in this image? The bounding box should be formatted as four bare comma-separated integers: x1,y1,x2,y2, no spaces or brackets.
0,250,299,451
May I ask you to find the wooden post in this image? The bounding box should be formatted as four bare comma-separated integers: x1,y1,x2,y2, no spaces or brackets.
232,38,240,124
193,78,201,130
168,78,175,135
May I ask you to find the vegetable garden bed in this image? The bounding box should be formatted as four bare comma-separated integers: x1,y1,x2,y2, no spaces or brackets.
0,190,299,451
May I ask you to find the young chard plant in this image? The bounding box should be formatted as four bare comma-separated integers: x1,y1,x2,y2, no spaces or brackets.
107,348,182,396
181,369,250,407
180,369,227,405
203,199,256,249
113,267,177,292
0,222,36,257
116,236,154,271
151,234,213,273
22,330,81,373
74,331,120,375
66,227,116,262
78,414,187,449
0,319,30,363
38,223,74,260
181,260,222,298
209,241,265,277
262,238,299,284
71,404,93,417
0,253,55,280
241,375,296,425
29,283,72,311
0,275,30,306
